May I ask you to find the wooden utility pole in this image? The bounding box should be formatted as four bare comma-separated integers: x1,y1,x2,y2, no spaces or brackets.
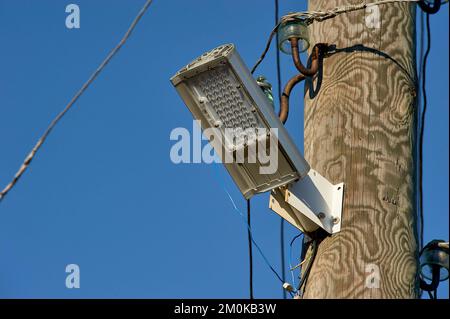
302,0,419,298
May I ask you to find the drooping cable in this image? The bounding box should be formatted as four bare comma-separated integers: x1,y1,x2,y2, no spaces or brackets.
0,0,154,203
247,199,254,299
251,25,279,74
238,195,293,297
288,233,304,289
210,168,293,297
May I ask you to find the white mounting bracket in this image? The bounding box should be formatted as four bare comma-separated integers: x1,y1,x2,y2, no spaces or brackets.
269,169,344,234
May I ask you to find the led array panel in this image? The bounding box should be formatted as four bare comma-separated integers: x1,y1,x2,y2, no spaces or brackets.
191,66,263,150
171,44,310,198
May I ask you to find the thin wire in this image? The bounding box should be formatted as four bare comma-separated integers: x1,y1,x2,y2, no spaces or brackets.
274,0,287,300
223,188,292,296
288,233,304,289
0,0,154,203
225,192,282,281
209,167,292,296
251,25,279,74
419,12,432,252
247,199,254,299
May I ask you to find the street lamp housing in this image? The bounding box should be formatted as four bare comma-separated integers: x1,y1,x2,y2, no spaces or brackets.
171,44,310,199
171,43,344,234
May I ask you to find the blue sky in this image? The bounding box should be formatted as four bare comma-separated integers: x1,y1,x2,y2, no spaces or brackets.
0,0,447,298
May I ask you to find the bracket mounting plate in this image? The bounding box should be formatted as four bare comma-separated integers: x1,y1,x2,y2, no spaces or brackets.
270,169,344,234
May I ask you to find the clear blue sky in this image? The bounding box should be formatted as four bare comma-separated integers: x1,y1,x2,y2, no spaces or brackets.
0,0,448,298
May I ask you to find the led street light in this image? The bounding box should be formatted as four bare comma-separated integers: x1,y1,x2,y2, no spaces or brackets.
171,44,344,234
171,44,310,199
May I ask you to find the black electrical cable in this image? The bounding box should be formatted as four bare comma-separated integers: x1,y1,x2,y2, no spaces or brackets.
290,233,304,247
417,10,425,252
274,0,287,300
289,233,304,287
420,265,441,291
274,0,283,105
280,218,287,299
244,199,294,299
247,199,254,299
417,0,442,299
222,184,291,296
419,12,432,253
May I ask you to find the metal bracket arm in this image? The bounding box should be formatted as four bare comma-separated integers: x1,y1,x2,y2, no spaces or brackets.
269,169,344,234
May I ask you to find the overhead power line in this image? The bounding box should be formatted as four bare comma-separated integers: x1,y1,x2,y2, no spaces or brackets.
0,0,154,203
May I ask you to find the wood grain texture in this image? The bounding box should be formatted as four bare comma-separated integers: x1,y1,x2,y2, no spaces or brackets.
302,0,419,298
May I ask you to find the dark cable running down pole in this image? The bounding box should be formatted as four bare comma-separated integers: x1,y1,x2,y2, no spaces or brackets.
419,12,432,253
247,199,254,299
274,0,287,300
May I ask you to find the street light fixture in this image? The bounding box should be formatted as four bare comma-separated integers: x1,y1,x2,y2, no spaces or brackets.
171,44,344,234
